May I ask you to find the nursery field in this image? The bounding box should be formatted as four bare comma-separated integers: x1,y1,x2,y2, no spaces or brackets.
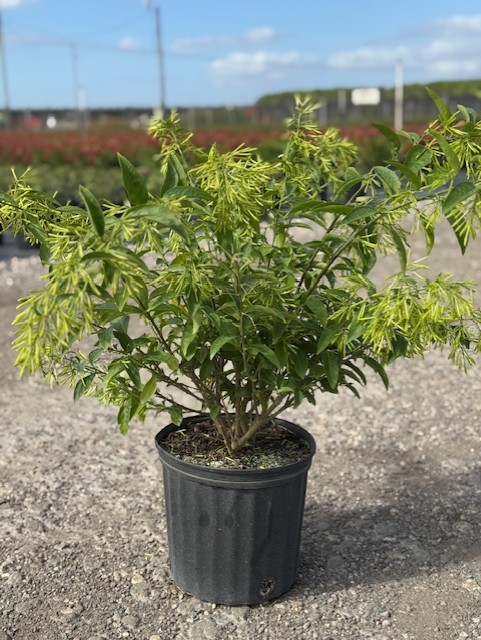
0,121,428,204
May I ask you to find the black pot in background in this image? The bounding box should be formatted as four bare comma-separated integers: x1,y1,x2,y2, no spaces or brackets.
155,415,316,605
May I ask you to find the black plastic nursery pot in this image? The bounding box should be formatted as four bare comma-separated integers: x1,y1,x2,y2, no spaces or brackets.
155,415,316,605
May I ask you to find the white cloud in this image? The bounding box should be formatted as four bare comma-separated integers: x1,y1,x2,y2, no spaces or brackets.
243,27,276,44
426,59,480,76
170,26,277,55
118,36,141,51
0,0,35,7
202,12,481,89
170,35,233,55
327,46,407,70
211,50,321,77
434,14,481,33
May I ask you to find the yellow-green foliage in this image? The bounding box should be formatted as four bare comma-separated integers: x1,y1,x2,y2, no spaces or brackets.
2,94,481,454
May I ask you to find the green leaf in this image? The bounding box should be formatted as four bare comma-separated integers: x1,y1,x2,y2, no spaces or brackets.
430,131,461,173
306,297,328,325
113,329,134,353
397,130,420,145
442,181,477,216
371,123,401,151
118,399,132,435
290,349,309,378
79,185,105,237
422,220,435,254
103,361,125,387
404,145,433,173
160,160,179,196
343,361,367,386
199,359,215,380
316,323,338,354
169,405,183,426
249,344,280,367
244,304,285,322
347,317,366,343
140,375,157,405
141,351,179,370
88,347,103,364
126,364,142,390
210,335,237,359
425,87,452,123
389,227,407,273
73,374,94,401
181,323,199,358
290,200,351,215
457,104,477,123
117,153,149,206
333,175,365,201
442,182,477,254
166,186,211,200
365,357,389,389
444,208,469,254
373,166,401,195
129,203,189,239
390,161,421,189
322,350,340,389
343,205,374,225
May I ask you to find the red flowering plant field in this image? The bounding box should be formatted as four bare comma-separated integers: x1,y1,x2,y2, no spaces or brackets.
0,122,428,204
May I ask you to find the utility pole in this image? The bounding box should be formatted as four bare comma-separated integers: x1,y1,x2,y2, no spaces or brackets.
394,59,404,130
154,5,166,114
0,10,11,128
144,1,166,114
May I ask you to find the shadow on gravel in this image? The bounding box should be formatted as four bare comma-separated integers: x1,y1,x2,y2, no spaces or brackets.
300,460,481,593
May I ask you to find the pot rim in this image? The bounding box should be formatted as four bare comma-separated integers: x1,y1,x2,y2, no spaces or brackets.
155,414,316,487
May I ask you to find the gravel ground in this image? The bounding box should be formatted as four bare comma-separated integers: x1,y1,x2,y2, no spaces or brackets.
2,226,481,640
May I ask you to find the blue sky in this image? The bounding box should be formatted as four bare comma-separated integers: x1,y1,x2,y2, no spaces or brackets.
5,0,481,109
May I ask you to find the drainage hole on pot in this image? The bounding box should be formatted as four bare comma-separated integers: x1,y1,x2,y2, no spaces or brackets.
259,577,276,598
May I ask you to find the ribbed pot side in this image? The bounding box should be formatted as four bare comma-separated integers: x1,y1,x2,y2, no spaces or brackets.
155,416,316,605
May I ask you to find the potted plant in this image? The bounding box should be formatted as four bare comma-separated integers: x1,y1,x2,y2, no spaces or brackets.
2,94,481,605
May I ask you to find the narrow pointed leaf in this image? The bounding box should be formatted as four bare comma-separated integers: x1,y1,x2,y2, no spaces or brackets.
373,166,401,195
140,375,158,405
430,131,460,172
316,323,338,354
404,145,432,173
210,335,236,359
322,351,340,389
442,181,476,216
365,357,389,389
425,87,452,123
118,153,149,205
343,205,375,225
169,406,183,426
103,361,125,387
118,398,132,435
457,104,477,123
371,123,401,151
445,208,468,254
130,203,189,239
290,350,309,378
390,161,421,189
80,185,105,237
389,227,407,272
249,344,281,367
73,374,94,401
